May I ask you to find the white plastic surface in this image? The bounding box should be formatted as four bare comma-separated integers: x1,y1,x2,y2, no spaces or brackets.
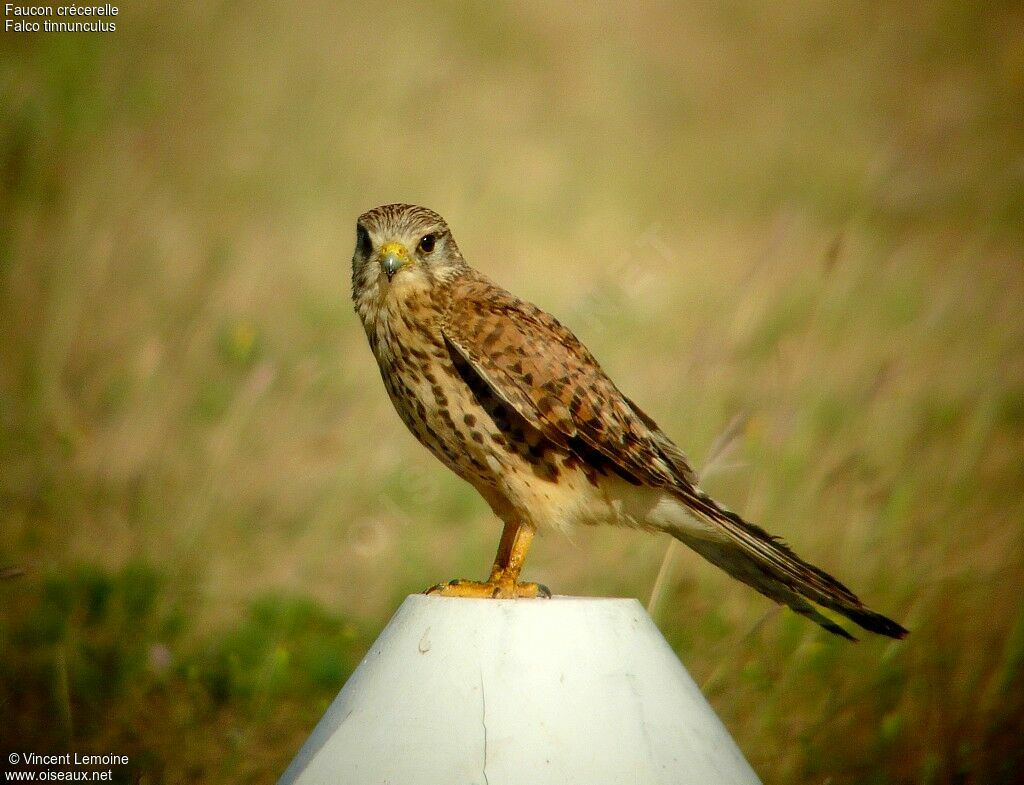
278,595,762,785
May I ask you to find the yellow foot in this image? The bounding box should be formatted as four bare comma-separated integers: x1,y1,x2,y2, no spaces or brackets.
424,578,551,599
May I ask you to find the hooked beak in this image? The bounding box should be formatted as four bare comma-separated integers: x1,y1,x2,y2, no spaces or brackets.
378,242,410,281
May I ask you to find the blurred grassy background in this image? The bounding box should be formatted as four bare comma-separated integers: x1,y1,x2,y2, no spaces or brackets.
2,1,1023,782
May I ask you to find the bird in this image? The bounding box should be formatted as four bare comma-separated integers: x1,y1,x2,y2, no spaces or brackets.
351,203,908,641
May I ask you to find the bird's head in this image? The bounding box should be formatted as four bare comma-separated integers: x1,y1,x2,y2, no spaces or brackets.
351,204,466,312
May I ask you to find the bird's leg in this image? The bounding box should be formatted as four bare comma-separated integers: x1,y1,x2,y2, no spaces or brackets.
425,520,551,599
487,520,545,589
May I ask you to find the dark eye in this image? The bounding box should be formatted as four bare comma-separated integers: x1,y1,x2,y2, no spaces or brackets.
417,234,436,254
355,225,372,257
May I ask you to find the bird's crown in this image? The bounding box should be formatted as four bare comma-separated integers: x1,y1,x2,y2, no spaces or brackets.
358,204,450,236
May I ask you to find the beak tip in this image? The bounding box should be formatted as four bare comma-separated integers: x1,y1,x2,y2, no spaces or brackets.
380,257,397,280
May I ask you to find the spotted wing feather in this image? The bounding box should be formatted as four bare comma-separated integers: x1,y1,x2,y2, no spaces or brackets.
442,275,689,491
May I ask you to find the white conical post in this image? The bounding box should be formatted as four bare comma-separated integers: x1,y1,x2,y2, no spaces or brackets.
278,595,762,785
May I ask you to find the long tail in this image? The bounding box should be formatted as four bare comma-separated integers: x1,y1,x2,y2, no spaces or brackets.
670,487,908,641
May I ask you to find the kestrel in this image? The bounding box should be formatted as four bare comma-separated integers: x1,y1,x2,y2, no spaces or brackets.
351,203,907,640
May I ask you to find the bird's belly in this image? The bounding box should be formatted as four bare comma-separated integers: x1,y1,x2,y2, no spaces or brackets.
489,459,634,532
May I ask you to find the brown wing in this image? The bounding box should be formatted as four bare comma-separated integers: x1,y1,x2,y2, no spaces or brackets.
441,275,696,490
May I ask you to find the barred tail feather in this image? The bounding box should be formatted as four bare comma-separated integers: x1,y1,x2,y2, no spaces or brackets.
671,488,908,641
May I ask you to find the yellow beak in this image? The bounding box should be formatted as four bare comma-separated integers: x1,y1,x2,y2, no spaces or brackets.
378,242,410,280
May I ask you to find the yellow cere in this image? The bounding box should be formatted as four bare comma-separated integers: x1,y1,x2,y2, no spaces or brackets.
378,242,410,259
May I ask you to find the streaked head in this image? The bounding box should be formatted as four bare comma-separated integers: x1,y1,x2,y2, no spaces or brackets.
351,204,466,302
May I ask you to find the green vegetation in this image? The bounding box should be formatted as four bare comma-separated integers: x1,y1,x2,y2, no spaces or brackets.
2,2,1022,782
1,563,366,781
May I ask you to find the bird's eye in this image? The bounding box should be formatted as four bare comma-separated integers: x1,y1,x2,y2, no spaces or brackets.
356,224,373,257
417,234,436,254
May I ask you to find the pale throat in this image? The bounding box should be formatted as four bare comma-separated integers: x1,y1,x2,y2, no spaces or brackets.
367,269,440,361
